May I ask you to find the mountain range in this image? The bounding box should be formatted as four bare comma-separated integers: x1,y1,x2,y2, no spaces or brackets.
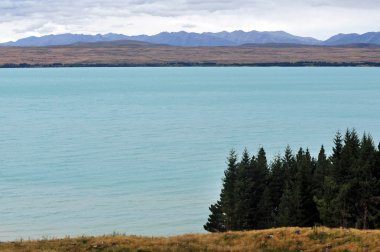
1,31,380,47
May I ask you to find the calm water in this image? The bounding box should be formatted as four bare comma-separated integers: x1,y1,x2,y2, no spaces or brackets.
0,67,379,241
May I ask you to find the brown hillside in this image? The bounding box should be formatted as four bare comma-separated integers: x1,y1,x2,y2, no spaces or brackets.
0,227,379,252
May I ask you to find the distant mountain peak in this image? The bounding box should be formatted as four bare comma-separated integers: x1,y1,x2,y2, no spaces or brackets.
323,31,380,45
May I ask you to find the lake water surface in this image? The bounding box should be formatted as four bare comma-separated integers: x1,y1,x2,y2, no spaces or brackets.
0,67,379,240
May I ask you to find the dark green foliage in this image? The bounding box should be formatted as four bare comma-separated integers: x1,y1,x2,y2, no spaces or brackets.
203,201,226,232
268,155,286,220
283,146,297,183
316,130,380,229
204,150,238,232
253,148,273,228
256,186,274,228
249,148,270,229
233,147,271,230
294,148,319,226
234,148,253,229
313,145,329,198
220,150,239,230
205,129,380,232
276,182,298,226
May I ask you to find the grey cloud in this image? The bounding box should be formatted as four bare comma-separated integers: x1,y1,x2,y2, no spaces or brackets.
0,0,379,41
307,0,380,8
1,0,379,20
182,24,197,29
13,21,45,33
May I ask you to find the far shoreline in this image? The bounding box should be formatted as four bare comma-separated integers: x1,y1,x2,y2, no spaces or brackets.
1,45,379,68
1,62,380,68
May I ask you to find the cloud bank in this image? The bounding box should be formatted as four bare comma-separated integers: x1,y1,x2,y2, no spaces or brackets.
0,0,379,42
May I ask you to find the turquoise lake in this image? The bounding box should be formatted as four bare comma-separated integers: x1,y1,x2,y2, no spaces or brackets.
0,67,379,241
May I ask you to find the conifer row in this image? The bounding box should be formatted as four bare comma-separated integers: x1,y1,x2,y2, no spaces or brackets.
204,129,380,232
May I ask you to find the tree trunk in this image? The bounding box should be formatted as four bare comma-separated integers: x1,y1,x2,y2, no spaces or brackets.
363,205,368,230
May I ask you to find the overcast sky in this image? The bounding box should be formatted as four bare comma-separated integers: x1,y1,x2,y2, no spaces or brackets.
0,0,379,42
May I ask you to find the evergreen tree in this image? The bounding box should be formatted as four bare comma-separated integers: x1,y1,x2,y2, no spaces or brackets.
268,155,286,223
256,186,274,228
317,130,354,227
234,147,270,229
276,182,300,226
315,132,344,227
317,129,367,228
331,131,343,181
371,143,380,228
234,148,253,230
332,131,343,160
250,147,270,228
283,145,297,182
314,175,341,227
295,148,319,226
340,129,360,181
206,130,380,232
353,134,378,229
338,129,360,227
313,145,332,225
274,146,300,227
314,145,330,197
204,201,226,232
204,149,238,232
220,149,239,230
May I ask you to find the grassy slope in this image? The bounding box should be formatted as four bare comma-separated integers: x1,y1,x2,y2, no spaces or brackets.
0,227,379,252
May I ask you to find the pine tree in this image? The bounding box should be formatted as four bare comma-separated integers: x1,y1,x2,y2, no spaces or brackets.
256,186,274,228
317,130,362,228
317,131,351,227
234,148,253,230
316,132,344,227
234,147,270,229
249,147,270,228
353,134,378,229
204,201,226,232
276,182,300,226
314,145,330,197
331,131,343,181
283,145,297,182
274,146,300,227
206,130,380,231
340,129,360,181
314,175,341,227
220,149,239,230
268,155,286,223
332,131,343,160
204,149,238,232
372,142,380,228
338,129,360,227
295,148,319,226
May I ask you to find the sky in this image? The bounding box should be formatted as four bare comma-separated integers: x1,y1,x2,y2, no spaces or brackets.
0,0,379,42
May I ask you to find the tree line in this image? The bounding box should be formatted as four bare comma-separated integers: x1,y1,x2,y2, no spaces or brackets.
204,129,380,232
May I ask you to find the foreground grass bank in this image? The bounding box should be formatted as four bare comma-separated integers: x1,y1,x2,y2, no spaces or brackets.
1,227,379,252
